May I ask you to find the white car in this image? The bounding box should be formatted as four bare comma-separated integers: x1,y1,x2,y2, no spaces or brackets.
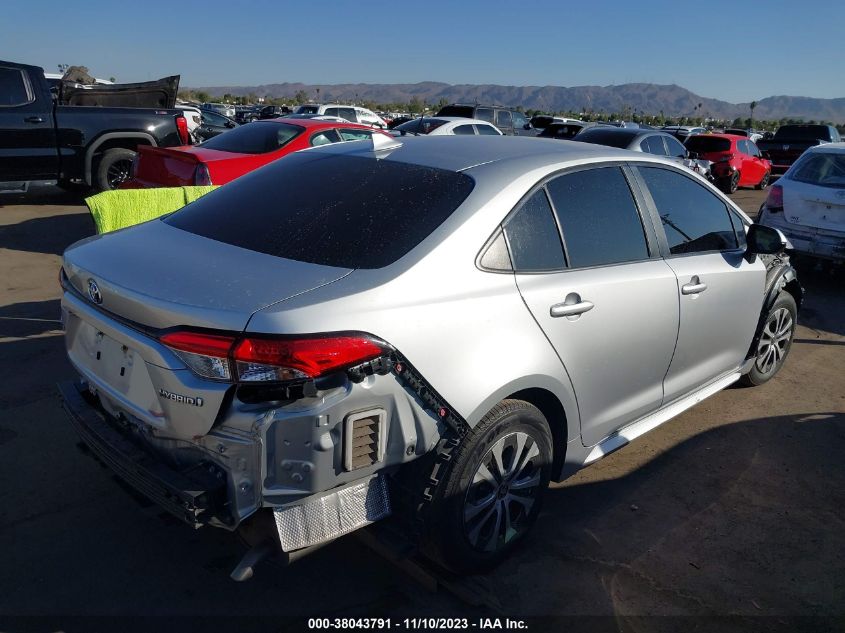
175,102,202,140
391,117,503,136
759,143,845,262
293,104,388,129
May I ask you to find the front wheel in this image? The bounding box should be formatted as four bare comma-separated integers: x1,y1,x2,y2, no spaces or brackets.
756,170,770,190
739,292,797,387
421,399,553,574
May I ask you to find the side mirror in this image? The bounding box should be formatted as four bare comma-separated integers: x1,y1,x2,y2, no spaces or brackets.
747,223,787,255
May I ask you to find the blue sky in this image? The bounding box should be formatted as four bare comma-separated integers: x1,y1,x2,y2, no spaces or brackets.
3,0,843,102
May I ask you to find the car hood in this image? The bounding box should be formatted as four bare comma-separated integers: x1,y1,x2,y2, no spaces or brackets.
62,218,353,332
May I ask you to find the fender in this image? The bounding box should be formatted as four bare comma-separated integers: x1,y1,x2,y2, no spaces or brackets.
745,261,803,362
84,132,158,185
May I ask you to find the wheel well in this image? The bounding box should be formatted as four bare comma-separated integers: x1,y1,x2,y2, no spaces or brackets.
784,278,803,310
93,138,149,162
507,388,568,476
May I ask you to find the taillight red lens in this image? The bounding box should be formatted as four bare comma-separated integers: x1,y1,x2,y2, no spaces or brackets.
765,184,783,210
233,336,386,381
194,163,212,186
176,115,190,145
160,331,235,380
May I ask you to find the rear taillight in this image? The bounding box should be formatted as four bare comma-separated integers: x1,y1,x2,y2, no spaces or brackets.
159,331,387,383
193,163,212,186
175,115,190,145
765,184,783,211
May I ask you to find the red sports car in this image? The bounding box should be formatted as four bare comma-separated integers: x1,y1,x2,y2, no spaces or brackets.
124,118,392,188
684,133,772,194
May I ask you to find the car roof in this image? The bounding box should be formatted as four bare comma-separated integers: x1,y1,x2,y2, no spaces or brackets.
805,142,845,153
304,135,651,173
699,133,742,141
271,117,373,130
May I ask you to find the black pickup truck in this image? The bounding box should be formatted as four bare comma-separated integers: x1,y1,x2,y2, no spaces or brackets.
0,60,191,192
756,124,842,175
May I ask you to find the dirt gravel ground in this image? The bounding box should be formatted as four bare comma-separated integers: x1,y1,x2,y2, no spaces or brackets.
0,185,842,633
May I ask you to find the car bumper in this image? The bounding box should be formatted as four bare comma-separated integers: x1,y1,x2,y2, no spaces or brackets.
759,210,845,261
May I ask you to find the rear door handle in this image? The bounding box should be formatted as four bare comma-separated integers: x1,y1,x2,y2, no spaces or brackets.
24,116,44,123
681,275,708,295
550,294,594,318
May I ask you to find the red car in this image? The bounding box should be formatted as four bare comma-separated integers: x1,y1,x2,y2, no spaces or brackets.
684,134,772,194
124,118,391,188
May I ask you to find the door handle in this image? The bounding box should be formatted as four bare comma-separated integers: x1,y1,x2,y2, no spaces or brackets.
24,116,44,123
681,275,708,295
550,293,594,318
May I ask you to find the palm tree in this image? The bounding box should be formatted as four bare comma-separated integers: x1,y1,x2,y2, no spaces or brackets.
750,101,757,129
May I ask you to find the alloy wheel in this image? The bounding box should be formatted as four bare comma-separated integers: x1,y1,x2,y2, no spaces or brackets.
463,431,542,552
755,307,793,375
107,159,133,189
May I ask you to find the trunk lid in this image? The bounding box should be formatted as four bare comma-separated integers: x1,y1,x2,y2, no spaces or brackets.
783,180,845,232
133,146,244,187
63,218,353,332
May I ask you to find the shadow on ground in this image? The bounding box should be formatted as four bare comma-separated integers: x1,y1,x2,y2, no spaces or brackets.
0,211,94,256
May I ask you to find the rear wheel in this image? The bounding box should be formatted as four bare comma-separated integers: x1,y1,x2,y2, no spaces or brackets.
94,148,136,192
756,170,770,190
720,170,740,194
739,293,797,387
422,399,553,574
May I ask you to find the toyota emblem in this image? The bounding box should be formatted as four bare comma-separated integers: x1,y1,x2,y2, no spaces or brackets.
87,279,103,305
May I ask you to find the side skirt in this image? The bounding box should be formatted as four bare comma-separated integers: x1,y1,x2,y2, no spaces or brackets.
584,371,741,465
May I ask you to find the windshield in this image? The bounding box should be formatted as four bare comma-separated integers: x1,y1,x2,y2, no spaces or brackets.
790,152,845,188
199,122,303,154
165,153,475,269
685,136,731,153
775,126,831,140
394,118,447,135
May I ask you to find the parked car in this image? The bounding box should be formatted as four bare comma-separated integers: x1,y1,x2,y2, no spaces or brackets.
529,115,581,131
756,124,842,175
202,102,236,119
538,121,607,140
234,106,261,124
391,117,502,136
661,125,706,141
725,128,764,143
195,109,239,142
125,118,391,188
435,103,535,136
758,142,845,261
572,127,712,179
685,134,772,193
257,105,292,120
293,104,388,128
0,60,191,192
60,135,800,576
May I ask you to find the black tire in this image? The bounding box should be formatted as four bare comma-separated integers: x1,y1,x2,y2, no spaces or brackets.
739,292,797,387
720,170,740,194
756,170,770,190
94,148,136,192
421,399,553,574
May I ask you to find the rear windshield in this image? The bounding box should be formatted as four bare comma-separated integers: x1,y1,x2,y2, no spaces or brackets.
394,118,447,135
573,129,636,148
539,124,582,139
165,153,475,269
775,126,831,140
790,152,845,188
436,105,474,118
684,136,731,153
199,122,303,154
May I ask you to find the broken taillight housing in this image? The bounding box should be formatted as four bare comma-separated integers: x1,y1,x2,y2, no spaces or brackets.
159,331,388,383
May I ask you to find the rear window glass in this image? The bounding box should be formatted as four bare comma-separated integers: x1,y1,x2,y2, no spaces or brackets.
790,152,845,188
437,105,474,118
165,153,475,269
573,129,637,148
0,67,31,106
684,136,731,153
775,126,832,140
395,118,447,135
199,122,302,154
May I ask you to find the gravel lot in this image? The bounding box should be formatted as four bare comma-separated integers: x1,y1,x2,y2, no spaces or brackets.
0,184,842,632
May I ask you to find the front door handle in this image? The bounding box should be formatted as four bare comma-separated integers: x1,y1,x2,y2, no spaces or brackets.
681,275,708,295
24,116,45,123
550,293,595,318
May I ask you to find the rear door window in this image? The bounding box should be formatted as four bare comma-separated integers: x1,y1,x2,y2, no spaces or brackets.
452,124,476,135
546,167,650,268
641,136,668,156
495,110,512,128
638,166,739,254
664,135,687,158
309,129,342,146
476,123,500,135
503,189,566,271
338,128,374,141
165,153,475,269
0,67,32,107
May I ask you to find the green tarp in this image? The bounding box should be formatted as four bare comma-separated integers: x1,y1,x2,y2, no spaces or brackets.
85,186,218,234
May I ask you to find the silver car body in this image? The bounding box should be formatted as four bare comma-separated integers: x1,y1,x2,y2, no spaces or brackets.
60,136,775,550
759,142,845,261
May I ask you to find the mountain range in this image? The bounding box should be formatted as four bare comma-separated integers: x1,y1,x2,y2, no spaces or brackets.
190,81,845,123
